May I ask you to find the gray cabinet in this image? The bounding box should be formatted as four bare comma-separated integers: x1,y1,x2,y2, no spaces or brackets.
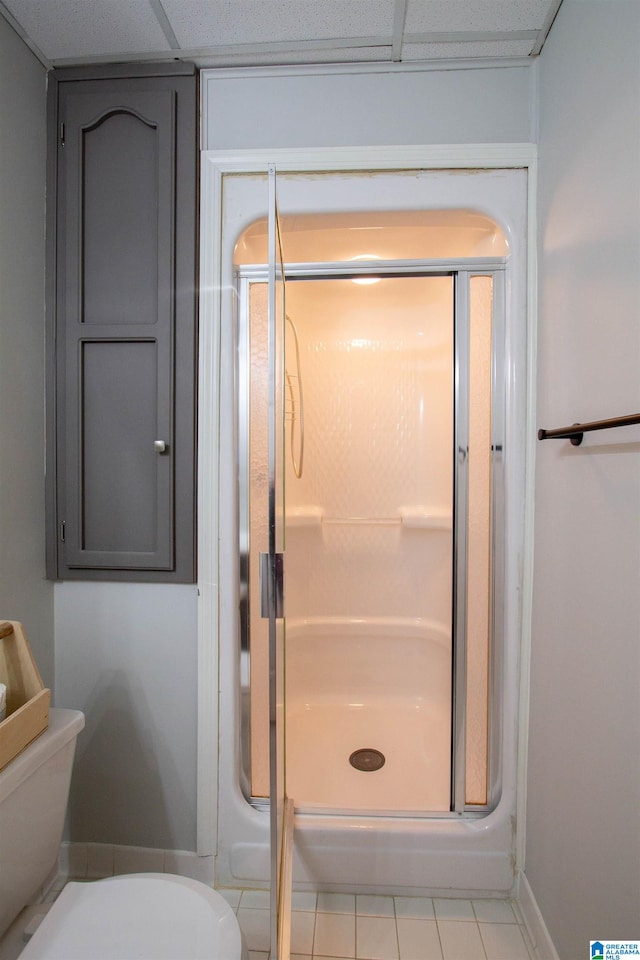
46,65,197,581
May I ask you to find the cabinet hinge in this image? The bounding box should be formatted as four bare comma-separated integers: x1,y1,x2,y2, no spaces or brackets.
59,122,65,146
59,520,66,542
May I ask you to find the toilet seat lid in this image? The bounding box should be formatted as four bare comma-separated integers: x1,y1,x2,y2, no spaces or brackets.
19,874,242,960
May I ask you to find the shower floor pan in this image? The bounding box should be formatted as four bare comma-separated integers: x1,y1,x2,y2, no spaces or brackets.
285,698,450,815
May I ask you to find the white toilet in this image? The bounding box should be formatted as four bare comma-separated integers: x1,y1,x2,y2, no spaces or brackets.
18,873,244,960
0,708,246,960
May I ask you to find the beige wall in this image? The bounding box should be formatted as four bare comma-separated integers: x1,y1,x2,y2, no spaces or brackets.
0,17,52,685
528,1,640,955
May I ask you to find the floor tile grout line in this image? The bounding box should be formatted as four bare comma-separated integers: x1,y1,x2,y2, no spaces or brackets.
309,905,317,958
433,911,445,960
434,916,488,960
232,891,535,960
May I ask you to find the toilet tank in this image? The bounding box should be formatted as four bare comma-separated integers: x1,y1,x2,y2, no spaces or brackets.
0,708,84,936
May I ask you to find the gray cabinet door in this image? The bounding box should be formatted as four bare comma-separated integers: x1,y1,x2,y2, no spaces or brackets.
48,68,197,580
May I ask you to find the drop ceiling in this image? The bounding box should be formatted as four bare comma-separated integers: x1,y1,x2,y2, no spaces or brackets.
0,0,563,70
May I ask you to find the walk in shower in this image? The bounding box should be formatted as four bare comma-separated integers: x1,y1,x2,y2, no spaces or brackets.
209,166,528,905
238,209,503,816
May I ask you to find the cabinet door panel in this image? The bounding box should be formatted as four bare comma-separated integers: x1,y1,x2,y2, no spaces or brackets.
64,339,172,567
50,70,196,580
80,108,163,326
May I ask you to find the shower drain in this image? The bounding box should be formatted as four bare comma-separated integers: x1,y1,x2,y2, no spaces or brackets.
349,748,386,772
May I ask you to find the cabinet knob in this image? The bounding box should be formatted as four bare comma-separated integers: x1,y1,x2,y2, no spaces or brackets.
154,440,167,453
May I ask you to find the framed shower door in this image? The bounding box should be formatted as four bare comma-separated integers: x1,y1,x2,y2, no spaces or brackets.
265,165,293,959
241,258,504,820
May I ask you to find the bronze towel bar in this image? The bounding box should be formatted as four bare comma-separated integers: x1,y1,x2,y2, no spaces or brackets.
538,412,640,446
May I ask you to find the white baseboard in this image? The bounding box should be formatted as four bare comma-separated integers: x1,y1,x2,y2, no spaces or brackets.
58,842,215,886
56,844,560,959
517,872,560,960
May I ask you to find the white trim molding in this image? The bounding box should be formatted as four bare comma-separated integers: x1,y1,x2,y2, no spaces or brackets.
518,872,561,960
58,842,215,886
200,142,537,174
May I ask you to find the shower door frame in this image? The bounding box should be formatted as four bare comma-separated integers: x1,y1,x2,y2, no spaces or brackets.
199,151,536,895
236,257,506,817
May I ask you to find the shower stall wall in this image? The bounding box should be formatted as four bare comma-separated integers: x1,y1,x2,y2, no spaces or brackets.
208,165,528,896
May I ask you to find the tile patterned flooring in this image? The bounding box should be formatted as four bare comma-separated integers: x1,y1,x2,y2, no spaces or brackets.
220,889,537,960
0,885,536,960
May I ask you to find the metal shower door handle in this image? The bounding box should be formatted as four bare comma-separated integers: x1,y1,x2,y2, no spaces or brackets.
259,552,285,619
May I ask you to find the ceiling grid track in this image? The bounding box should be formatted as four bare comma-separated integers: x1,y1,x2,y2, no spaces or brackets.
392,0,408,62
0,0,50,67
149,0,180,52
531,0,565,55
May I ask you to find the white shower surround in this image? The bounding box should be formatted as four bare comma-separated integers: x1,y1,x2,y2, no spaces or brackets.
197,146,537,895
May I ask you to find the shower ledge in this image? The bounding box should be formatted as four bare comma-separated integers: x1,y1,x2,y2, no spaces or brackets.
286,506,323,527
399,507,452,529
285,507,452,529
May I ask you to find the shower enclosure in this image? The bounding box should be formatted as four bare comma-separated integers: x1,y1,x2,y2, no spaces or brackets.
207,164,528,926
237,204,504,819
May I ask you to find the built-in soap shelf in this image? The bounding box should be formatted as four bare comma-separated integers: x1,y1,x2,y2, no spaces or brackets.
286,506,324,527
286,506,452,529
398,506,452,530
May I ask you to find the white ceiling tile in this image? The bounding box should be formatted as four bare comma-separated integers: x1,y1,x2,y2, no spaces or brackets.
402,38,536,60
0,0,561,65
405,0,553,34
2,0,170,60
161,0,394,47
